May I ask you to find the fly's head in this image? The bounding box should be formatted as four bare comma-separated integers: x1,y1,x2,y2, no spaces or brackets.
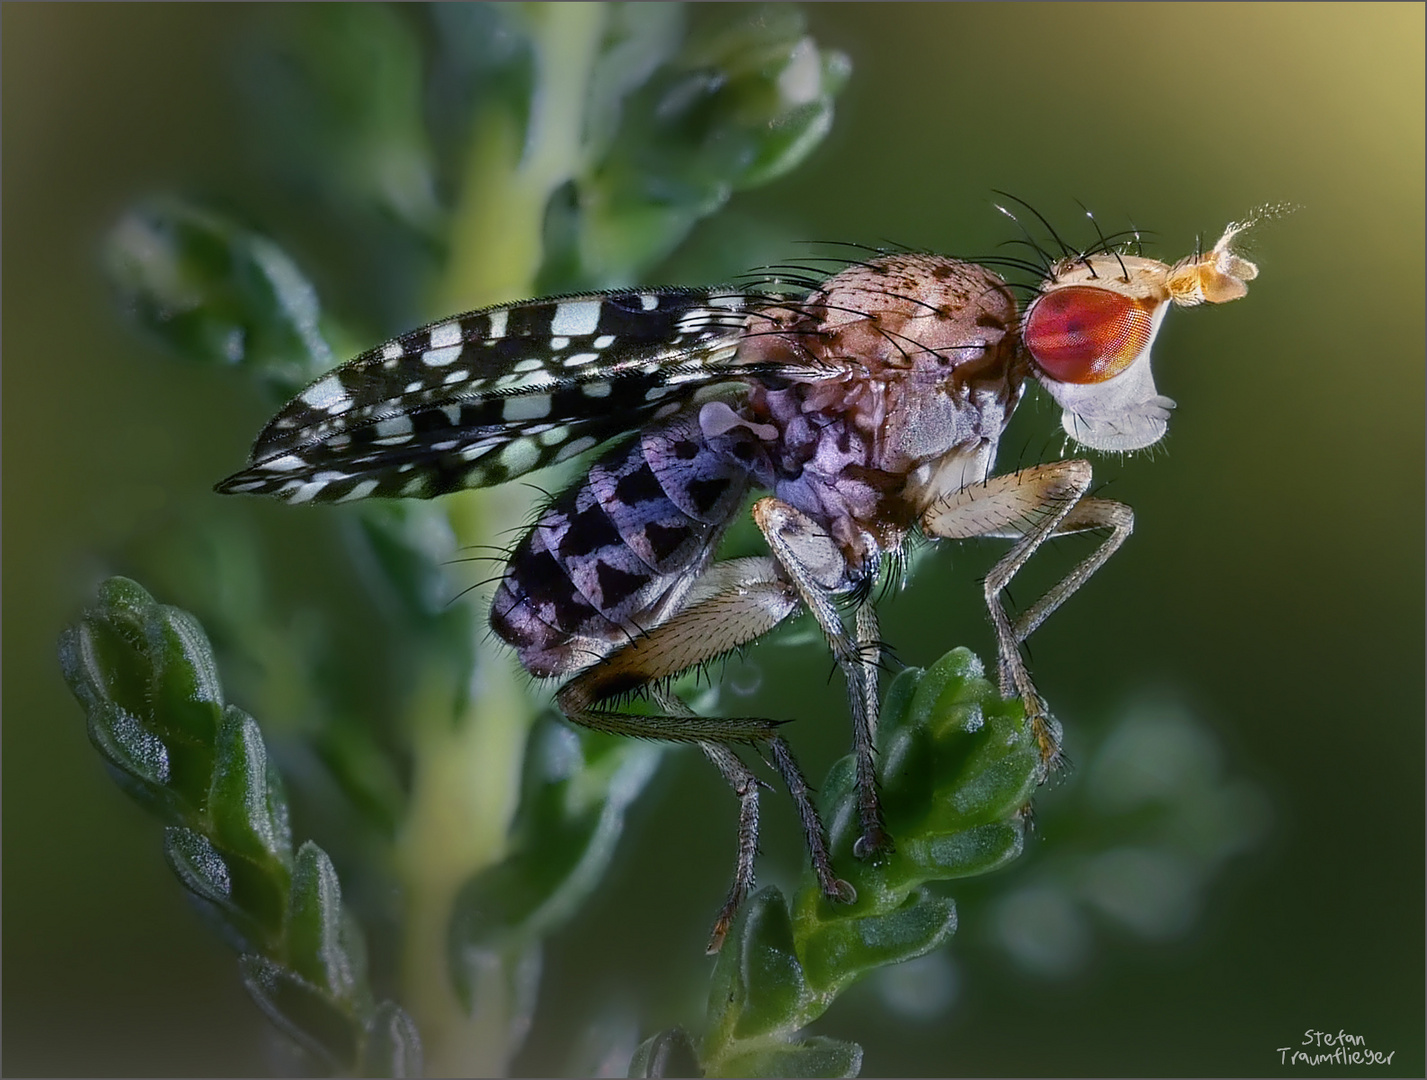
1023,210,1273,452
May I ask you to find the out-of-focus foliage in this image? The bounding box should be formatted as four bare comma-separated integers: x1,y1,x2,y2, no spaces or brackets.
67,3,916,1076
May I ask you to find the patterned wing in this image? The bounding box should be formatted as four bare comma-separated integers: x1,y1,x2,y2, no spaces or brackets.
216,288,765,503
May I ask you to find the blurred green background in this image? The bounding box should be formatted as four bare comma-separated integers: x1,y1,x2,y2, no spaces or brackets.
3,3,1422,1076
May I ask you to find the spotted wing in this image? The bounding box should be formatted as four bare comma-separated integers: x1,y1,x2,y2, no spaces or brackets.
216,289,767,504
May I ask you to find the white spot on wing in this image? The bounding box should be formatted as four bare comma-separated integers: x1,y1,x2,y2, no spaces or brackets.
429,321,462,349
551,300,602,337
443,369,470,385
288,480,329,504
555,435,598,461
487,309,508,339
550,336,570,350
336,479,379,502
301,376,351,414
538,425,570,447
375,416,413,438
593,334,616,349
582,380,612,398
639,293,659,311
382,341,404,361
503,394,552,422
500,438,540,475
423,345,463,367
514,358,546,373
563,352,600,367
264,454,307,473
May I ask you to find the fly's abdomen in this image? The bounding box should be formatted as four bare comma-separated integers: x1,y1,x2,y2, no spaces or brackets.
490,405,755,678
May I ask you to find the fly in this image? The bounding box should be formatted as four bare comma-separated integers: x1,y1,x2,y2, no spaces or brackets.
218,206,1266,951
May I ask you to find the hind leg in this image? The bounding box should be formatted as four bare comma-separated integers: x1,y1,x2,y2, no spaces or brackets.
554,556,849,951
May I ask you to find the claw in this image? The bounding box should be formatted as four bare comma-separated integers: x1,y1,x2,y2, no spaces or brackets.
853,826,895,862
706,904,737,955
1023,693,1066,777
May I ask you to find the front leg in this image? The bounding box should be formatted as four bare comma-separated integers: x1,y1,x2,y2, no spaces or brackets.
921,460,1132,773
752,498,891,859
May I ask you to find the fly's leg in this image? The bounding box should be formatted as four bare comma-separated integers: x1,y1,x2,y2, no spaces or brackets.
694,739,762,955
650,685,850,954
765,734,854,903
554,556,850,951
920,460,1132,773
752,497,891,860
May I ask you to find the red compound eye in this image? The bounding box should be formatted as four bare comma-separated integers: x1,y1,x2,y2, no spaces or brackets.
1025,286,1158,384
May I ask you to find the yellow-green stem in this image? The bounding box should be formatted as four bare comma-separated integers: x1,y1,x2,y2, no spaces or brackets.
397,5,609,1076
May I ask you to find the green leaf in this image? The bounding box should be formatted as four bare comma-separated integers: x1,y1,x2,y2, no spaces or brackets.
731,889,808,1040
58,578,223,808
145,604,225,749
629,1027,701,1078
210,706,293,873
898,823,1025,882
359,1001,424,1078
541,4,850,288
240,954,360,1071
288,842,364,1007
85,702,175,814
253,4,442,237
581,3,687,164
104,199,334,396
164,826,266,954
352,501,465,624
695,648,1040,1076
57,580,152,717
61,578,389,1071
714,1036,862,1079
800,890,956,998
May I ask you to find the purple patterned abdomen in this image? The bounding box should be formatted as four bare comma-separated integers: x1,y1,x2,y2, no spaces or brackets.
490,405,756,678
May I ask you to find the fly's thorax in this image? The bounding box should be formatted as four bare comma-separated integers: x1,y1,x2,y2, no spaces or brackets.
734,255,1022,571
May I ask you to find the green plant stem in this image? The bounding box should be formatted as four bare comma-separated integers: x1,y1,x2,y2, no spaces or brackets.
437,1,607,313
397,5,609,1076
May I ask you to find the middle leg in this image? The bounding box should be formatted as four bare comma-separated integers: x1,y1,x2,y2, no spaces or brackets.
752,497,892,859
